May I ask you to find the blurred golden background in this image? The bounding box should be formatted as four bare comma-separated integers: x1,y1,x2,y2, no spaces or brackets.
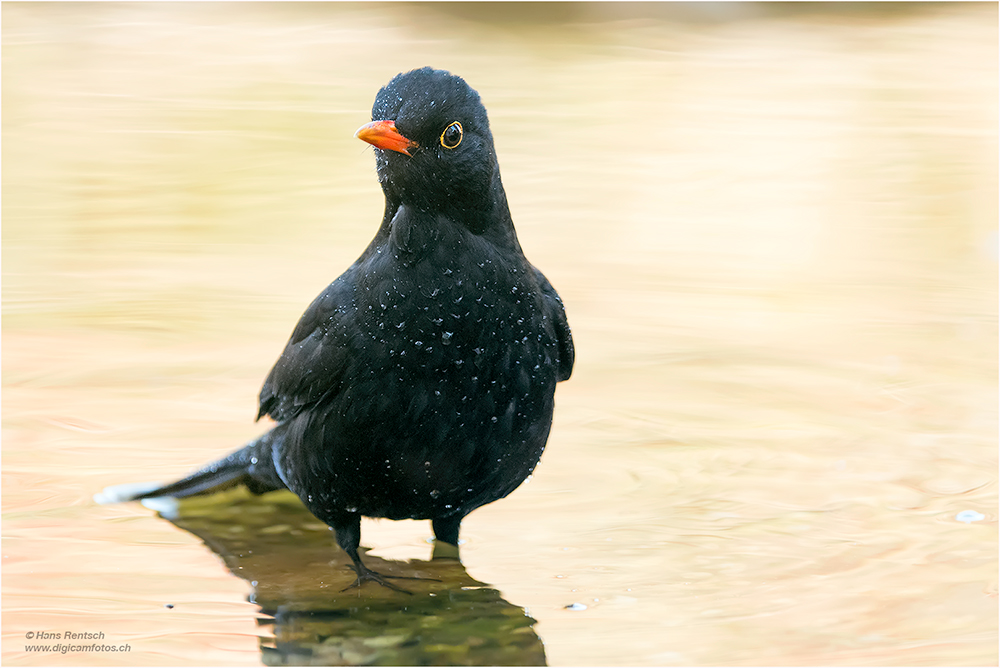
3,2,996,665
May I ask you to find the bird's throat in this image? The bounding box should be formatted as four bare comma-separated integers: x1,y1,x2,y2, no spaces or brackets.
387,205,444,263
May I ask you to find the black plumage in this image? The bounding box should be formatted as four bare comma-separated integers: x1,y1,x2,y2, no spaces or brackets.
112,67,574,591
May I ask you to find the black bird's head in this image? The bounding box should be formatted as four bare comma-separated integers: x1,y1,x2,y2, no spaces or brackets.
356,68,507,234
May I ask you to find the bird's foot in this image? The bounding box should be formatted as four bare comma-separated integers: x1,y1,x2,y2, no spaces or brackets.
431,539,461,561
341,565,439,594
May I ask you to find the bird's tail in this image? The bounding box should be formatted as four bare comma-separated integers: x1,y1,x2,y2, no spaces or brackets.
94,426,288,506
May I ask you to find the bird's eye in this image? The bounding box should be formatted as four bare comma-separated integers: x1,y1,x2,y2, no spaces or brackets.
440,121,463,149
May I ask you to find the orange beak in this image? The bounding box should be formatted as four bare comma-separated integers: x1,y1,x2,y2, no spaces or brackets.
355,120,417,157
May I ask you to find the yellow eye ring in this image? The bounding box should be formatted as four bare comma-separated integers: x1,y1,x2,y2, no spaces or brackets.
440,121,463,149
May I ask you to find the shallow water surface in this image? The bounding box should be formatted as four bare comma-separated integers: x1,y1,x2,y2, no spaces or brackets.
3,3,997,666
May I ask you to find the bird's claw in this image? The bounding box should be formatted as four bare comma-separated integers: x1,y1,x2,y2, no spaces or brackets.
341,567,440,594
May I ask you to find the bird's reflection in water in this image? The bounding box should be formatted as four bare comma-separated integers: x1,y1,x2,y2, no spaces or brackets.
156,488,546,666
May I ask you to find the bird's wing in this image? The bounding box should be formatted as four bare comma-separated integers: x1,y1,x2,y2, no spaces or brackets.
532,266,574,382
257,277,355,422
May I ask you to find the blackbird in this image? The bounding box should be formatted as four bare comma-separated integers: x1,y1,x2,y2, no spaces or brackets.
100,67,574,591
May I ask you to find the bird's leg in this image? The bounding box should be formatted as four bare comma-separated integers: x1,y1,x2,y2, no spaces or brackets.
333,516,436,593
431,515,462,560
